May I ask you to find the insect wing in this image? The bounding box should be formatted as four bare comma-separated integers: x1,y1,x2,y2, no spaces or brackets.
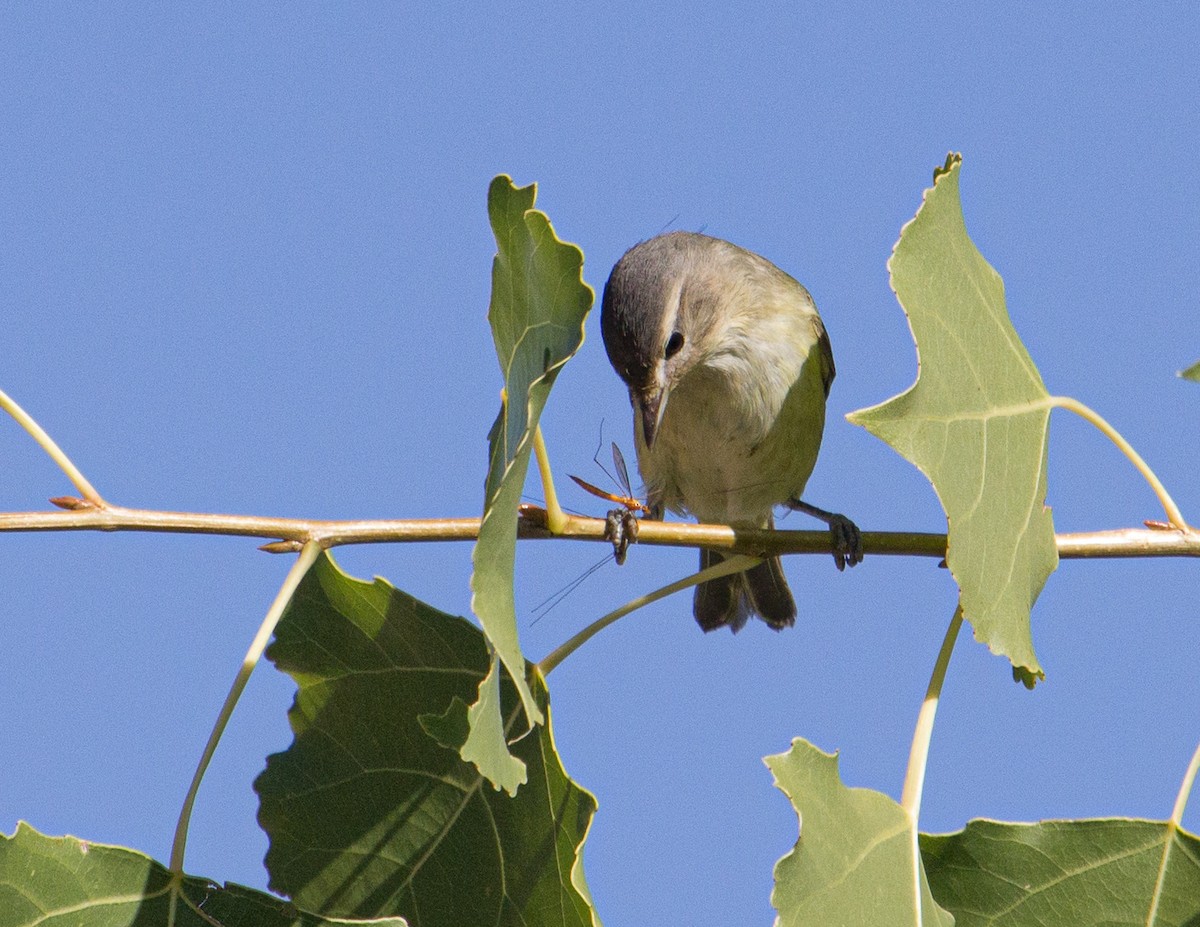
570,442,650,516
611,442,634,500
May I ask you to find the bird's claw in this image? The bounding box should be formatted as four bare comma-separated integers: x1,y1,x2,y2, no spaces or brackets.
828,513,863,571
784,498,863,571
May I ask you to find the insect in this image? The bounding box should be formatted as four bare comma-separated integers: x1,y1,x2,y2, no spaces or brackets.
569,442,649,565
529,440,651,626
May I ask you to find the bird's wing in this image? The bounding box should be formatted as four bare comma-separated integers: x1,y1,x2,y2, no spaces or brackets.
815,319,836,396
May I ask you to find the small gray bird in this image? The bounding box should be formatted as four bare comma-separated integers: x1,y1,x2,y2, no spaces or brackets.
600,231,861,632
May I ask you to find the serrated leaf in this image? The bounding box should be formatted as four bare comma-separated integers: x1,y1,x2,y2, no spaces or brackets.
923,818,1200,925
765,739,954,926
848,153,1057,682
470,174,593,781
0,823,403,927
1180,361,1200,383
255,553,599,927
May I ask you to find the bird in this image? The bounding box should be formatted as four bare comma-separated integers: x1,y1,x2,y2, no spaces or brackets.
600,231,861,632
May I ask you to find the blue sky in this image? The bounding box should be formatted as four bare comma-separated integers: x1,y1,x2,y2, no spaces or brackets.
2,5,1198,925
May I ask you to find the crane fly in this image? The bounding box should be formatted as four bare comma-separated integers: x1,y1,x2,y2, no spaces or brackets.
569,442,649,565
569,442,650,516
530,441,649,626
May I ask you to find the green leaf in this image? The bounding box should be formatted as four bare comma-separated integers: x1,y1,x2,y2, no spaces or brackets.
458,657,528,796
847,153,1057,683
1179,361,1200,382
470,174,593,780
765,739,954,926
0,823,403,927
923,818,1200,925
256,552,599,927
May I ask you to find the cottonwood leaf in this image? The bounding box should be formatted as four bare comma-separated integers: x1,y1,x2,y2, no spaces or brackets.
458,652,527,796
848,153,1057,683
923,818,1200,925
255,553,599,927
470,174,593,783
765,739,954,926
1180,361,1200,383
0,823,404,927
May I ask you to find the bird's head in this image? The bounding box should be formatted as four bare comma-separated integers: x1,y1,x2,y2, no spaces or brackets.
600,232,725,448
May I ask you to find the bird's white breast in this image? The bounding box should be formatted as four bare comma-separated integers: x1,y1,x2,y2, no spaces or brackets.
638,308,827,527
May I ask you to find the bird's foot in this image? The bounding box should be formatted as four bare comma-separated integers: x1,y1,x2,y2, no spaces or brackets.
825,513,862,571
785,498,863,571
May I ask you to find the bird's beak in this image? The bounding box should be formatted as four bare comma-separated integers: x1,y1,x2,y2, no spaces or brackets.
636,386,667,449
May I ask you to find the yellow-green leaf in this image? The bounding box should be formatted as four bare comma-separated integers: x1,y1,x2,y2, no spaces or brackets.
1179,360,1200,382
766,739,954,926
848,154,1057,683
459,656,527,796
470,175,593,780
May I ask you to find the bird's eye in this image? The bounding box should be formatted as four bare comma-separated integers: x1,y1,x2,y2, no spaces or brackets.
664,331,685,359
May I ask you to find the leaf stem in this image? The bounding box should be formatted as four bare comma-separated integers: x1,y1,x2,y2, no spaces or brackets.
1145,738,1200,925
533,425,569,535
168,540,322,874
538,554,762,675
898,605,963,927
1051,395,1187,529
900,605,963,820
1169,738,1200,828
0,387,106,505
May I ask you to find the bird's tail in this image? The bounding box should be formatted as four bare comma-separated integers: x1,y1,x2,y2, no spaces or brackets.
693,548,796,632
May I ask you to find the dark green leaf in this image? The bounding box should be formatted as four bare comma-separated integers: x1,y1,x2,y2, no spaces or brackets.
923,818,1200,925
0,823,403,927
256,553,598,927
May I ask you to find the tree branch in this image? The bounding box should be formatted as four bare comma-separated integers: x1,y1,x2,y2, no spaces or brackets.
2,500,1197,560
